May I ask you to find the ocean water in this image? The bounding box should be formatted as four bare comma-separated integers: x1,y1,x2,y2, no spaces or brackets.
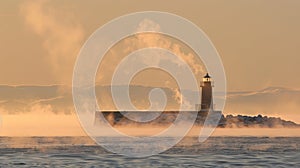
0,137,299,167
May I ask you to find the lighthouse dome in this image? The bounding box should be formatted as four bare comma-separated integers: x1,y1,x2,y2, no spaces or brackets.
204,73,211,78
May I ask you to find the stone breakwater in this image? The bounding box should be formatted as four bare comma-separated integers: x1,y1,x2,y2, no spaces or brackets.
94,111,299,128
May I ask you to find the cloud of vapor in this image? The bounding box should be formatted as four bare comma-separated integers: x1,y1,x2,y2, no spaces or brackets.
130,19,205,109
97,19,206,85
126,19,205,76
20,0,84,84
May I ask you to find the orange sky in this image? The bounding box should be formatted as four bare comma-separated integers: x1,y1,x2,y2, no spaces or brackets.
0,0,300,91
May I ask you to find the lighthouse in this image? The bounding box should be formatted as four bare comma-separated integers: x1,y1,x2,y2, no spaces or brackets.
201,73,213,111
196,73,214,112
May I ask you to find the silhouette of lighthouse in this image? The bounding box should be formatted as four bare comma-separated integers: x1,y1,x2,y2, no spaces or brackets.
201,73,213,110
196,73,214,112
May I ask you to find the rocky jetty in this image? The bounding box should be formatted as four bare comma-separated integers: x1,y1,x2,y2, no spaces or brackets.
218,114,299,128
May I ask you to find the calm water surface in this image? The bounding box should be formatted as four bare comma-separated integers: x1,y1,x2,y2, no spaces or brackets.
0,137,299,167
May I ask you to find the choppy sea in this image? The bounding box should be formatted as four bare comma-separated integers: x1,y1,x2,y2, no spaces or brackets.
0,137,299,167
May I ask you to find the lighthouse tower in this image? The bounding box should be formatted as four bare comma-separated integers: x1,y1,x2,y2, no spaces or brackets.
201,73,213,111
196,73,214,112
